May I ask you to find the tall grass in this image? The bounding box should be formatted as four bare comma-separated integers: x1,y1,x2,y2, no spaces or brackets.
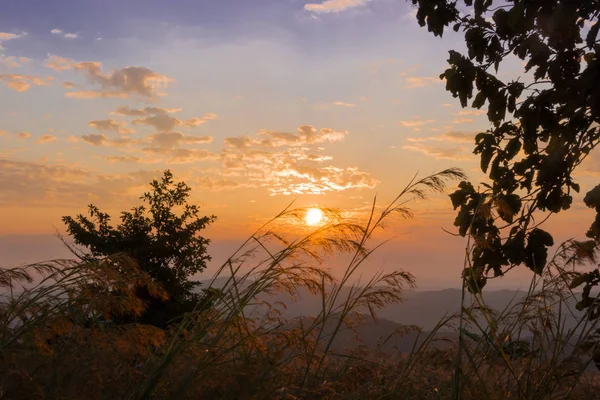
1,167,600,399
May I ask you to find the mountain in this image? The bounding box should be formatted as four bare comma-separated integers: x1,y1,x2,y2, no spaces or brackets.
200,278,584,332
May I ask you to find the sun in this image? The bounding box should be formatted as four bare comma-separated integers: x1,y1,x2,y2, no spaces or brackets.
305,208,324,226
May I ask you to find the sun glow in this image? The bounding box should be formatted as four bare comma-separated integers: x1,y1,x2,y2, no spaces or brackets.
305,208,324,226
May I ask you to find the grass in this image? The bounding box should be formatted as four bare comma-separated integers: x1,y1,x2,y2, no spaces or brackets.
1,168,600,399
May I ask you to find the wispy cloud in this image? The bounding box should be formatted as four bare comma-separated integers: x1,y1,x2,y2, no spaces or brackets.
0,74,54,92
88,119,135,135
458,109,486,116
45,56,172,99
452,117,474,124
406,131,475,144
402,76,442,89
0,32,25,41
36,134,57,144
399,118,435,128
304,0,371,13
333,101,356,107
0,56,32,69
222,125,376,195
50,29,79,39
403,130,477,160
402,143,470,160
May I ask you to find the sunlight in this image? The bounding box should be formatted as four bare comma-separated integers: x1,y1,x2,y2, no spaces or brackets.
305,207,324,226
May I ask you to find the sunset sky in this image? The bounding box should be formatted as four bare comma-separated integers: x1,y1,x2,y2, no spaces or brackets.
1,0,598,289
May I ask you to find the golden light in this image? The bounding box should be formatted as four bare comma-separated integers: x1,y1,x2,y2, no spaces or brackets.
305,208,324,226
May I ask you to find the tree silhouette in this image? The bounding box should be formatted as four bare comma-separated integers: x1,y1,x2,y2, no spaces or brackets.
63,170,216,327
410,1,600,304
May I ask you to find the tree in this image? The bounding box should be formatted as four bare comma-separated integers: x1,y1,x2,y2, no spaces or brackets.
63,170,216,327
410,1,600,304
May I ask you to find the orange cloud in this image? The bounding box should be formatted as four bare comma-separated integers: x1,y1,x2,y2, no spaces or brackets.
221,125,376,195
304,0,370,13
403,76,442,89
458,109,486,116
452,117,474,124
333,101,356,107
45,55,74,71
0,56,31,68
88,119,134,135
36,134,57,144
402,143,471,160
64,90,129,99
0,74,54,92
111,106,182,116
399,119,436,127
45,56,172,99
146,132,213,148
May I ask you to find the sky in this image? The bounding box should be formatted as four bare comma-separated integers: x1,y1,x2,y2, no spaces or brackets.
1,0,598,289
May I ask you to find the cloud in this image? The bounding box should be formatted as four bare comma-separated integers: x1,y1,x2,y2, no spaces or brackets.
143,148,216,164
452,117,474,124
269,165,377,195
0,74,54,92
88,119,134,135
0,32,25,41
133,113,182,132
333,101,356,107
403,76,442,89
194,177,241,191
224,136,254,149
81,133,108,146
0,158,92,206
146,132,213,148
402,143,471,160
50,29,79,39
406,131,475,144
101,155,144,164
64,90,129,99
111,106,181,116
80,134,135,147
399,119,435,127
402,130,478,160
458,109,486,116
36,134,57,144
304,0,370,13
45,56,172,99
0,56,31,68
221,125,375,195
258,125,347,147
182,117,208,127
0,157,174,206
45,55,74,72
16,131,31,139
62,81,76,88
117,107,214,131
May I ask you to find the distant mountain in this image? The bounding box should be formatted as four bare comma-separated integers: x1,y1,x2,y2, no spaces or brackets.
200,278,584,331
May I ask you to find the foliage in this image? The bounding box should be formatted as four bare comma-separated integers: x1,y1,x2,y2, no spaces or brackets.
62,170,216,327
411,1,600,301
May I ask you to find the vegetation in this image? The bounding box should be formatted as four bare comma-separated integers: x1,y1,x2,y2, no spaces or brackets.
62,170,216,327
410,0,600,303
